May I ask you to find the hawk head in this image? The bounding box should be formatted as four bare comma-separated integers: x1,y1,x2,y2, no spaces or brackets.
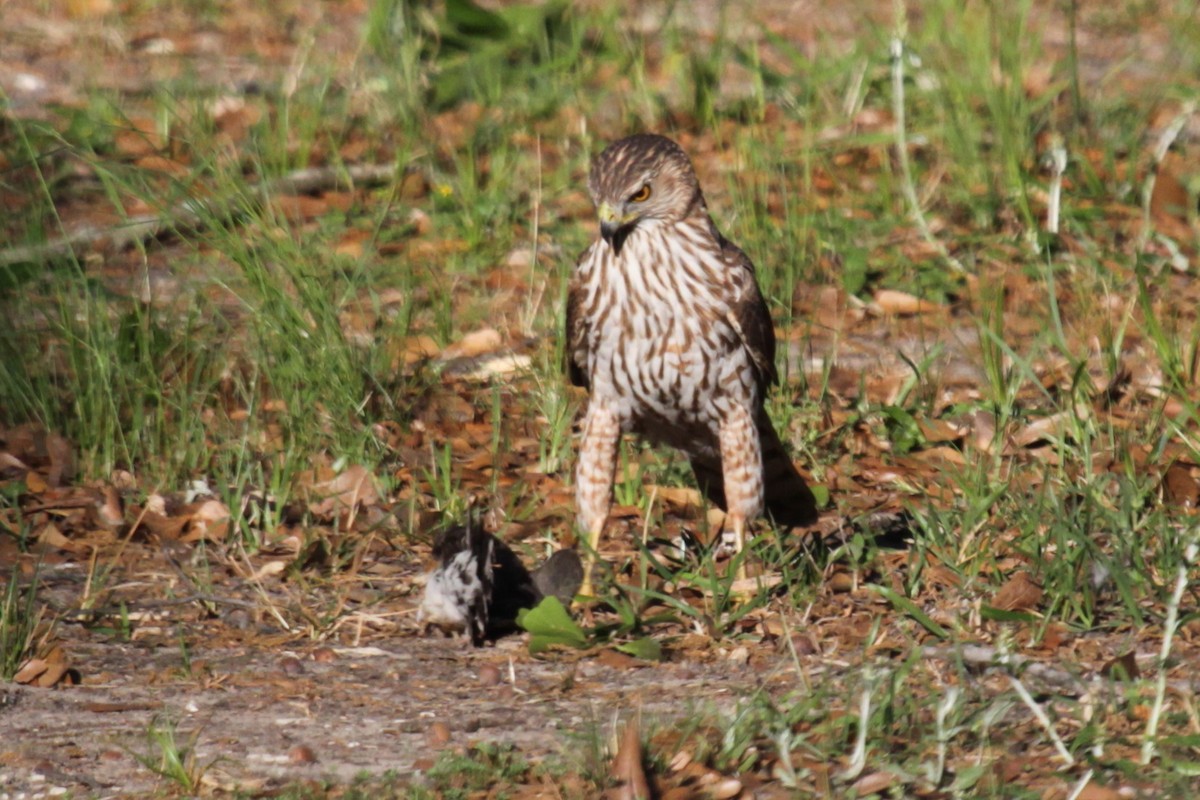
587,134,702,256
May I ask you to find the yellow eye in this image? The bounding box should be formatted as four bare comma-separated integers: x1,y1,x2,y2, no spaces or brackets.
629,184,652,203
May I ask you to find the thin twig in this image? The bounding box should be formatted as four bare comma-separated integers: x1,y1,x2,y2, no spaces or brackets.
1065,769,1095,800
0,163,397,269
839,665,876,781
922,642,1200,696
890,1,966,274
1007,673,1074,766
1141,536,1199,764
1045,134,1068,236
1138,101,1196,252
933,686,959,786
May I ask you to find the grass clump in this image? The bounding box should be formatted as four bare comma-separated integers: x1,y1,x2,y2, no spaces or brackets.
0,566,42,681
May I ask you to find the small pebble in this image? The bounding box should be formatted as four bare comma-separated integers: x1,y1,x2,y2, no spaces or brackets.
828,572,855,593
711,777,743,799
311,647,336,663
668,750,692,772
477,664,502,686
788,633,819,656
224,608,253,630
288,745,317,765
428,721,452,747
279,656,305,676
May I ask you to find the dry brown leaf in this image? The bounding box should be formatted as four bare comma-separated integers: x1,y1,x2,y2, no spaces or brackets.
596,649,644,670
85,701,163,713
407,208,433,235
0,451,29,477
13,658,50,685
24,471,49,493
970,409,998,452
334,236,365,258
908,445,967,467
135,155,189,177
1072,781,1124,800
401,335,441,366
729,573,784,595
608,720,650,800
851,771,898,795
873,289,943,315
309,464,380,519
15,647,76,688
45,433,75,487
918,417,965,444
34,659,73,688
1150,152,1198,234
441,327,502,359
644,485,703,513
1162,461,1200,509
1037,623,1071,651
66,0,114,17
1099,652,1140,681
94,485,124,529
136,510,189,541
708,778,743,799
1011,407,1089,448
113,118,163,157
37,521,86,555
181,498,232,543
210,95,262,141
272,194,329,221
249,560,287,581
992,571,1043,612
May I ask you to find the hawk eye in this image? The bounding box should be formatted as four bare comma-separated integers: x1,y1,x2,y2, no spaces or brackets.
628,184,652,203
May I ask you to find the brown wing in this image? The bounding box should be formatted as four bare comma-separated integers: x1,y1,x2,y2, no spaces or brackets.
696,237,817,527
718,235,778,389
564,250,591,390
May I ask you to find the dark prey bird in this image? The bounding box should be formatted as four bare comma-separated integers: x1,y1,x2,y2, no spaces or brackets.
418,514,583,646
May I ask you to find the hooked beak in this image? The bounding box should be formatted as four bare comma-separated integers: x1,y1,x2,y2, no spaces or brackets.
597,202,632,256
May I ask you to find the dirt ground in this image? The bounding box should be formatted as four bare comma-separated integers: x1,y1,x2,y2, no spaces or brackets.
2,621,778,795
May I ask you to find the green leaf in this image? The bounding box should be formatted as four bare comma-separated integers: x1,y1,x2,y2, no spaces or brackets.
881,405,924,454
841,246,869,296
1161,734,1200,749
615,637,662,662
808,483,831,508
517,597,588,654
947,763,987,793
444,0,510,40
870,585,950,639
1163,758,1200,777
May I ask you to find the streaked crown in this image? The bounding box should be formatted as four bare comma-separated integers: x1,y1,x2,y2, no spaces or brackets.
587,134,702,232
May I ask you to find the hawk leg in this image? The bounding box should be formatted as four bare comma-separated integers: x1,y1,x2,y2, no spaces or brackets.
719,404,765,581
576,402,619,595
691,411,818,529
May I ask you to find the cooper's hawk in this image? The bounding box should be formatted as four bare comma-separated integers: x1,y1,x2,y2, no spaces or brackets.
566,133,817,586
